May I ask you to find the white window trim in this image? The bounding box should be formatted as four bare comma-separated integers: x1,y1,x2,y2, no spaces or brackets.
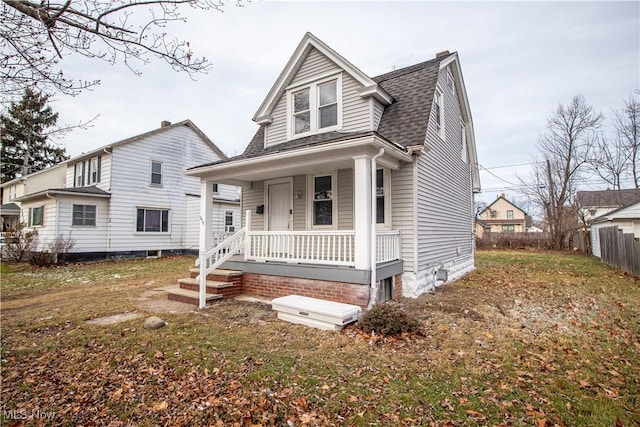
150,160,163,187
285,73,343,141
306,171,338,230
434,86,444,139
376,168,392,229
460,119,468,163
135,206,170,233
224,210,235,232
74,162,84,187
28,205,44,227
89,157,99,184
72,204,97,227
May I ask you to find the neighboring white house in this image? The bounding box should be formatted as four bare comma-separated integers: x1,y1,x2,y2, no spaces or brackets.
577,189,640,224
13,120,240,261
1,163,67,233
184,33,480,308
590,200,640,258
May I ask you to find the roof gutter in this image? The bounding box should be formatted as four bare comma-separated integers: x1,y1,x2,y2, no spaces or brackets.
185,134,412,177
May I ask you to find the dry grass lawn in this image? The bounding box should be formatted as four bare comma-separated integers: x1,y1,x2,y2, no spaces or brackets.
1,251,639,426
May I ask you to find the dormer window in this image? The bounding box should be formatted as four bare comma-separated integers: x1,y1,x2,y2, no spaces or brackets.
286,74,342,140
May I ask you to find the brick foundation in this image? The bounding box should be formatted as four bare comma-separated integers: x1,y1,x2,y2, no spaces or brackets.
393,274,403,300
242,273,370,308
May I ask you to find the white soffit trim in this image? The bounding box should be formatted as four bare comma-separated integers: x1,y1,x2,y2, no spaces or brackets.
252,32,392,121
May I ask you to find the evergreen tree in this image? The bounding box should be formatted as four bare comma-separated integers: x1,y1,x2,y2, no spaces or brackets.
1,88,69,182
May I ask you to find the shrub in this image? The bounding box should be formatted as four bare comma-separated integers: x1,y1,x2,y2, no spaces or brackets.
30,234,75,267
3,222,38,262
357,302,421,336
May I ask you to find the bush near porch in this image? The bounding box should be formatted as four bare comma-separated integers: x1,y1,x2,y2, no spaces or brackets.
1,251,638,426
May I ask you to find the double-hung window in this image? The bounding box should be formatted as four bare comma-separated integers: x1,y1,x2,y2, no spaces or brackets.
311,174,335,227
136,208,169,232
288,74,342,139
507,210,514,219
434,88,444,137
225,211,235,232
28,206,44,226
72,204,96,226
74,162,85,187
89,156,100,184
376,168,391,226
150,161,162,186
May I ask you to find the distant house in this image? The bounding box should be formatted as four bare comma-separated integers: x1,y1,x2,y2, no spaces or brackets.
590,200,640,258
184,32,481,308
1,164,67,233
10,120,240,261
477,194,530,233
577,189,640,224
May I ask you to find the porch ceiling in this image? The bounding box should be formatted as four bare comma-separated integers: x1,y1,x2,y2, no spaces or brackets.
187,135,411,186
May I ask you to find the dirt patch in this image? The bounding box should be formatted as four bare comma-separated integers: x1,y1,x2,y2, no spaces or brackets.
133,285,196,314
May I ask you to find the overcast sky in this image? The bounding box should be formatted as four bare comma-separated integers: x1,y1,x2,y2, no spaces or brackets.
49,1,639,205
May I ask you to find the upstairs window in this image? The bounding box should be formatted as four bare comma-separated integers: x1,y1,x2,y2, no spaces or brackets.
293,88,311,134
318,80,338,128
460,120,468,163
212,183,219,194
150,161,162,186
434,87,444,138
507,210,514,219
89,156,101,184
287,74,342,139
74,162,85,187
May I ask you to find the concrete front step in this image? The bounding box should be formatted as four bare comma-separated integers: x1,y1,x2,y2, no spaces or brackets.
166,287,223,306
179,277,232,291
178,277,242,299
189,268,243,278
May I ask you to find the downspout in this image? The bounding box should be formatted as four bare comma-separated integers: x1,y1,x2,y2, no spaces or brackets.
367,148,384,309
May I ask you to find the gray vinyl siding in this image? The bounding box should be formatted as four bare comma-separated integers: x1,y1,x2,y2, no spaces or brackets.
107,125,223,252
372,100,385,130
241,169,353,231
390,163,415,272
264,47,372,147
293,175,306,230
342,74,370,132
337,168,353,230
241,180,265,231
291,48,340,85
416,67,474,272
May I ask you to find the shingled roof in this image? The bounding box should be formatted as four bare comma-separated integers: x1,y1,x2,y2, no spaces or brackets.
15,186,111,202
242,54,447,155
576,189,640,208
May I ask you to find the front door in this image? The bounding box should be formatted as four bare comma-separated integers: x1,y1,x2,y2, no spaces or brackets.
267,181,291,231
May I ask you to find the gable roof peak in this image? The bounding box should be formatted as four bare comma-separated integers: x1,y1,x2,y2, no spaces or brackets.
253,32,393,123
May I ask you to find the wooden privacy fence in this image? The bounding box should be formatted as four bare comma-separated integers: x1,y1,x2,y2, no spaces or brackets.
598,226,640,277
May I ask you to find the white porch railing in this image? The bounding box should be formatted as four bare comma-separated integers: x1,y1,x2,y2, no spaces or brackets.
195,227,246,278
376,229,401,263
246,230,356,266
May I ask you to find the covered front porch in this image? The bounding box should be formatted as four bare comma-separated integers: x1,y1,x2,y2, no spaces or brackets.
185,133,412,308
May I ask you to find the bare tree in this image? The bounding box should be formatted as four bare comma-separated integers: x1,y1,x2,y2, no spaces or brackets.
590,131,630,190
519,95,602,249
1,0,237,101
612,92,640,188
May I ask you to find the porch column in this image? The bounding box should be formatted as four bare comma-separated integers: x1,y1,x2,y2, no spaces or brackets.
352,155,372,270
198,179,214,309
